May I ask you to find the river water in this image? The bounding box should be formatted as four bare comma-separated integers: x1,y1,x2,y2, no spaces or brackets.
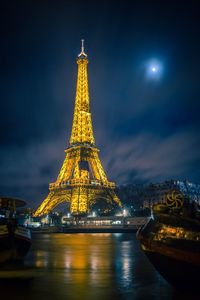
0,233,198,300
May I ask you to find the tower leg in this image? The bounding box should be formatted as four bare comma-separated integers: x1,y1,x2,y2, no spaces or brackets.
34,191,71,216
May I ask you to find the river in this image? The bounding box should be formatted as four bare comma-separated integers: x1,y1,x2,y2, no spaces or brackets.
0,233,198,300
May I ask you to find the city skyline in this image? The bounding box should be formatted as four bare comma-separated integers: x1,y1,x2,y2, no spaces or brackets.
0,1,199,207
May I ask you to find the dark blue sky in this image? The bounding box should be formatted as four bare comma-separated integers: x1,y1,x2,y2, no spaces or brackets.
0,0,200,208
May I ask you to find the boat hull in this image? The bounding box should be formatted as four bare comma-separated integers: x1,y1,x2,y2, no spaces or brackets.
137,216,200,289
143,248,199,288
0,225,31,263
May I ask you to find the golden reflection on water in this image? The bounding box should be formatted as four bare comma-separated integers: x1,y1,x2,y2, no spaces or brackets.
34,234,113,268
31,233,129,287
30,233,119,298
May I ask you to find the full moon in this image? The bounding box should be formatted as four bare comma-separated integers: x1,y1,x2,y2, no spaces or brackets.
145,59,163,79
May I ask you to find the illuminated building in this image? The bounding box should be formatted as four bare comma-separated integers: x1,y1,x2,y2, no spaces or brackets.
143,179,200,208
34,40,121,216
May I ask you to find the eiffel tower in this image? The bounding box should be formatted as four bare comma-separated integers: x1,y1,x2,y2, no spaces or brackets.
34,40,121,216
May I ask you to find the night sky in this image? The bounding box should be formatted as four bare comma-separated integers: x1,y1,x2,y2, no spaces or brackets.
0,0,200,208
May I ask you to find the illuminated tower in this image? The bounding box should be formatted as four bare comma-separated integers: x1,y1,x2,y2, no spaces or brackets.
34,40,121,216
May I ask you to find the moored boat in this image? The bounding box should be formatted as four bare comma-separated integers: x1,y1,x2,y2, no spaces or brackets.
137,190,200,289
0,197,31,264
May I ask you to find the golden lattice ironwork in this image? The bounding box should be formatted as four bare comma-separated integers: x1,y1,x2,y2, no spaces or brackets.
34,40,121,216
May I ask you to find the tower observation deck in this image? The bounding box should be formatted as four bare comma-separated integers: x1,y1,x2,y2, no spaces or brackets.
34,40,121,216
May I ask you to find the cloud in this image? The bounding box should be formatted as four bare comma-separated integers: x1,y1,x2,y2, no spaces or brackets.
0,135,67,207
100,127,200,184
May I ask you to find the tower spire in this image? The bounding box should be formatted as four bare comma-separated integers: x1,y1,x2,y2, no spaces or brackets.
70,39,94,145
78,39,87,58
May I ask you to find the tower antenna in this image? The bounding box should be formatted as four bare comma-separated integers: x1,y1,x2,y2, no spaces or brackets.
81,39,84,53
78,39,87,57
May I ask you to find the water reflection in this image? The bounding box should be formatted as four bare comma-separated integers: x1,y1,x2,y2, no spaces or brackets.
0,233,195,300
